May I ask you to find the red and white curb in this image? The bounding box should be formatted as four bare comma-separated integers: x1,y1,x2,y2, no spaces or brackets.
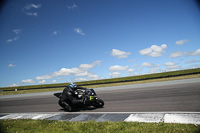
0,112,200,124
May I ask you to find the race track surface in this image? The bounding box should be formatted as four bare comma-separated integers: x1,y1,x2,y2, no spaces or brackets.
0,78,200,113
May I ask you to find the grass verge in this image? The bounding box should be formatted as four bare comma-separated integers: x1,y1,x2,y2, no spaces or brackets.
0,119,200,133
0,73,200,96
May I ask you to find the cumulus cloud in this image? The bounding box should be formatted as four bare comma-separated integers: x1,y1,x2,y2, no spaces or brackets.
109,65,129,71
35,60,101,81
109,65,134,77
164,62,176,66
21,79,35,84
109,72,120,78
169,51,182,58
6,36,19,43
38,80,46,84
127,68,134,73
141,62,160,68
53,60,101,77
73,78,87,82
8,64,16,67
74,28,85,36
9,83,20,87
164,62,180,69
111,49,131,59
36,75,53,80
87,73,99,80
184,49,200,56
176,39,189,45
139,44,167,57
79,60,101,70
52,80,57,83
149,68,163,74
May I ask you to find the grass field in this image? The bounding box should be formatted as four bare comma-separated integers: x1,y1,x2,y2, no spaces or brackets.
0,119,200,133
0,68,200,95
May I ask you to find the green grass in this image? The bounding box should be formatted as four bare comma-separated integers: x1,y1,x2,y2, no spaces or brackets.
0,119,199,133
0,74,200,96
1,68,200,90
0,68,200,96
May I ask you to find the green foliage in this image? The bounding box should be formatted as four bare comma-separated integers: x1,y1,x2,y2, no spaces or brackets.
0,119,200,133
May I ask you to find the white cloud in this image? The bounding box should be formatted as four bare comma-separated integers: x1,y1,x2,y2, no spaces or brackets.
127,68,134,76
35,60,101,81
24,4,41,9
139,44,167,57
13,29,22,35
9,83,20,87
52,80,57,83
127,68,134,73
149,68,163,74
8,64,16,67
52,60,101,78
184,49,200,56
111,49,131,59
6,29,22,43
142,62,153,67
73,78,87,82
23,3,41,16
73,73,100,81
6,36,19,43
21,79,35,84
87,73,99,80
109,65,129,71
142,62,160,68
80,64,93,70
38,80,46,84
176,39,189,45
169,51,182,58
139,48,152,55
74,28,85,36
36,74,53,80
164,62,180,69
79,60,101,70
109,72,120,78
164,62,176,66
74,71,89,77
53,68,73,77
67,4,78,9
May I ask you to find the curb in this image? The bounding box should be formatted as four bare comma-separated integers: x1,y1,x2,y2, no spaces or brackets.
0,112,200,124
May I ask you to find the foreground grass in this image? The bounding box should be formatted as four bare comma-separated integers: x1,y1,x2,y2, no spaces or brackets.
1,73,200,96
0,119,199,133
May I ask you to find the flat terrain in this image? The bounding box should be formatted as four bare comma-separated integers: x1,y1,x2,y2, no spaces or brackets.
0,78,200,113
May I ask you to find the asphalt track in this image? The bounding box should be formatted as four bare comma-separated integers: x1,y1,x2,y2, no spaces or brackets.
0,78,200,113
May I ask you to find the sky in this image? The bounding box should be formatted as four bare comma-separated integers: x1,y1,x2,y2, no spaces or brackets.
0,0,200,87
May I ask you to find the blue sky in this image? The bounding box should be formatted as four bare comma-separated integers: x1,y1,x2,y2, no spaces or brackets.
0,0,200,87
